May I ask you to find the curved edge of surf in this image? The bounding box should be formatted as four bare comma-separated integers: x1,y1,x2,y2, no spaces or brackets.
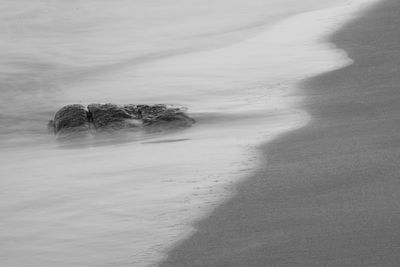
156,0,382,266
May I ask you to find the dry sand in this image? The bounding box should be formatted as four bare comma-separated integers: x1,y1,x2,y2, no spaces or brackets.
161,0,400,266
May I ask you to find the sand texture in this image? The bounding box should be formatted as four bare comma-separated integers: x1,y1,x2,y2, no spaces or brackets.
161,0,400,266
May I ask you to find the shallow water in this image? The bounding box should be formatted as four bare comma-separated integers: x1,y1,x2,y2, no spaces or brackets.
0,0,376,266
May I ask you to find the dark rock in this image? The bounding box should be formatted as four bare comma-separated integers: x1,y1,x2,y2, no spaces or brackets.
53,104,89,135
88,103,140,130
137,104,168,119
50,103,195,136
141,106,195,128
122,104,141,118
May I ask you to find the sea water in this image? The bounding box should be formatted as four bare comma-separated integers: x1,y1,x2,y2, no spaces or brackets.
0,0,378,266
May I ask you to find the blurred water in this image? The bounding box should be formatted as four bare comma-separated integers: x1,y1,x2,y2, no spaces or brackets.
0,0,343,139
0,0,375,266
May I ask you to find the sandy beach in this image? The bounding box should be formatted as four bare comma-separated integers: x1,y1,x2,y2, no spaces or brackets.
161,0,400,266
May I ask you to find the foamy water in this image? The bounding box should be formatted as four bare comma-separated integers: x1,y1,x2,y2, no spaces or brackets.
0,1,378,266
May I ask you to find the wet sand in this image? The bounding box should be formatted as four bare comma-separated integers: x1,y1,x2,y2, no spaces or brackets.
161,0,400,266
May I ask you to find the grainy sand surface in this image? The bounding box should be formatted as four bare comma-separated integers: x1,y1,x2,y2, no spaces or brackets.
161,0,400,266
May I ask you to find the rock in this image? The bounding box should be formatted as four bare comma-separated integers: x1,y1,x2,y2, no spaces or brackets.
53,104,90,135
136,104,168,119
122,104,141,117
88,103,139,130
141,106,195,128
51,103,195,136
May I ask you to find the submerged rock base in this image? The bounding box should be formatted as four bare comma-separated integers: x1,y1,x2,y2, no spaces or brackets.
49,104,195,136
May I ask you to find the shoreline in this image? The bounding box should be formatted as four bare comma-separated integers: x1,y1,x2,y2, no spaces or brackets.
159,0,396,266
153,2,379,265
